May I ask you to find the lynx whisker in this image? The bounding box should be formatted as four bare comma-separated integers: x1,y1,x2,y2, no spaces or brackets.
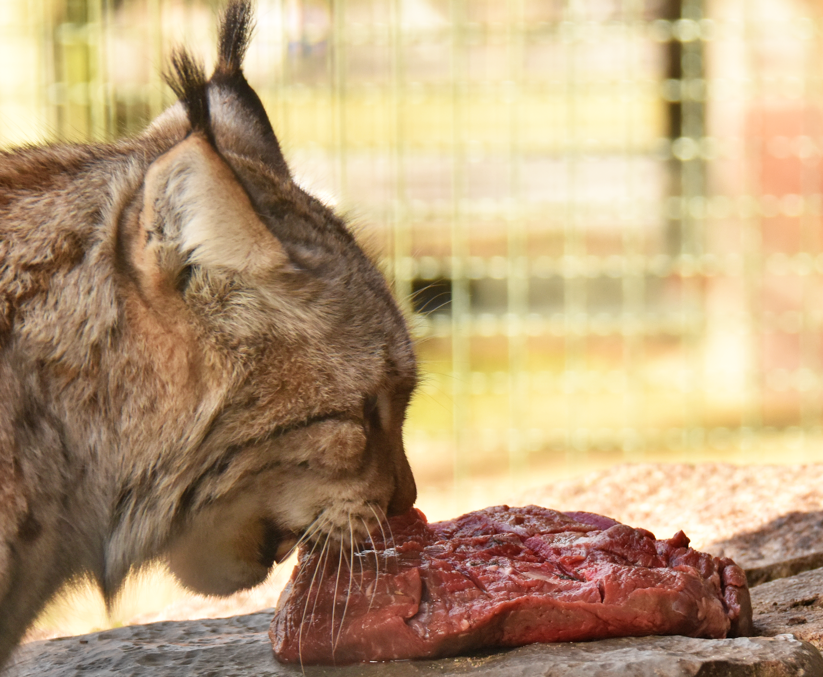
357,537,367,592
330,528,345,655
289,518,324,565
360,516,380,611
334,514,356,651
374,504,399,574
417,294,454,318
295,529,325,657
310,530,333,621
405,281,452,317
352,523,367,593
368,503,397,573
346,517,364,593
406,283,436,305
292,515,329,585
298,529,331,670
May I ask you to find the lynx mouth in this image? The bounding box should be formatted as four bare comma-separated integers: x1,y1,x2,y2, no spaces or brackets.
258,520,300,568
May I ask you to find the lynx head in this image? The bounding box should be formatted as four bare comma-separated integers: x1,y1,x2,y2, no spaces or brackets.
110,1,417,596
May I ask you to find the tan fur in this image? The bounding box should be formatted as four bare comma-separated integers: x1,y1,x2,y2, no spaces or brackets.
0,2,416,666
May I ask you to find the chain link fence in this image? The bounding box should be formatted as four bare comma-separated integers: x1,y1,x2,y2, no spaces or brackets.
3,0,823,503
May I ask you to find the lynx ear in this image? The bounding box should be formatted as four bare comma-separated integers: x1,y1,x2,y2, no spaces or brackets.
141,133,285,276
208,0,290,176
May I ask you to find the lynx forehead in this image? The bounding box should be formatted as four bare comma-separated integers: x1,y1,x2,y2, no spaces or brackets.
0,0,417,666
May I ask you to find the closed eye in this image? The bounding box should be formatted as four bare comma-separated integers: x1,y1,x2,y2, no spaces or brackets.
176,263,194,293
363,392,392,432
363,394,380,431
376,392,392,430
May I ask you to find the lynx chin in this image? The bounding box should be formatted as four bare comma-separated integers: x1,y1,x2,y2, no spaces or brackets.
0,0,417,665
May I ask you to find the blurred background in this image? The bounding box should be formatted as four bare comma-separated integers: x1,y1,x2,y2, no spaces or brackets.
4,0,823,639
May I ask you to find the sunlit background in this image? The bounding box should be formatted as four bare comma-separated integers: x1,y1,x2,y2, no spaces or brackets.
4,0,823,639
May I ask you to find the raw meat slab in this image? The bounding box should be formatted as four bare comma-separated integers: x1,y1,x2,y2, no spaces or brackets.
270,505,752,665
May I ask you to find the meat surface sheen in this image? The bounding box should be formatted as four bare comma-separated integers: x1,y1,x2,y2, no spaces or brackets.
269,505,753,665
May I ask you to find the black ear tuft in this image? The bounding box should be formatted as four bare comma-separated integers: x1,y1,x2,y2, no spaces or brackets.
164,49,214,144
216,0,254,76
208,0,289,175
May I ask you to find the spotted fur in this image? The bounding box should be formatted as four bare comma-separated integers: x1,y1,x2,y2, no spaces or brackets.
0,1,417,665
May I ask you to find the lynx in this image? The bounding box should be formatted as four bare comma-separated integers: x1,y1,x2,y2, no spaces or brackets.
0,1,417,666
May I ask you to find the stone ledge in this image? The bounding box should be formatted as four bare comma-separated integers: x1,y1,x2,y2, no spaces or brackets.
9,613,823,677
745,552,823,588
752,566,823,650
708,510,823,587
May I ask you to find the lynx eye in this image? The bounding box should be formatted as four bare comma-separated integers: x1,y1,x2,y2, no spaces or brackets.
363,393,392,432
376,392,392,430
363,395,379,431
176,264,194,293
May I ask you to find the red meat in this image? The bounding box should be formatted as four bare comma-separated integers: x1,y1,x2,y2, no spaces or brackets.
269,505,752,665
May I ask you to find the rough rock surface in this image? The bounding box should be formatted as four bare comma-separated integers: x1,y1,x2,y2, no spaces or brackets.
752,567,823,649
9,615,822,677
710,511,823,586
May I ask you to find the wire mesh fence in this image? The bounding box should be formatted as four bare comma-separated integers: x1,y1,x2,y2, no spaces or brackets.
3,0,823,500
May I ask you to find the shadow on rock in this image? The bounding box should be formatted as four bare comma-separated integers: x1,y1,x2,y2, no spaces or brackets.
709,510,823,586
